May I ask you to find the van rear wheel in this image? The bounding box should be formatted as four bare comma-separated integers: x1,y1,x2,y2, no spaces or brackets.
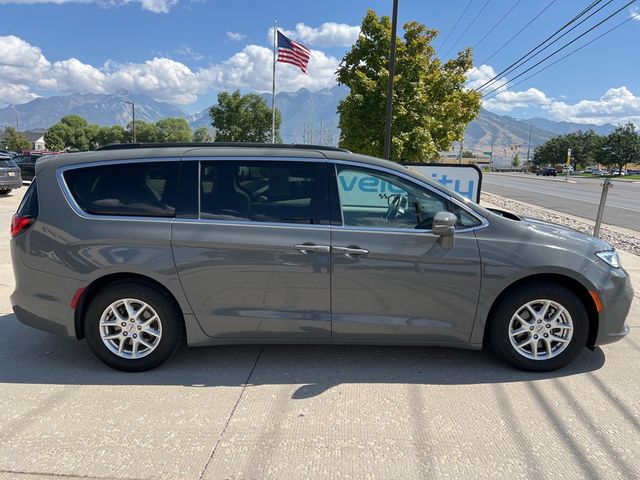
488,283,589,371
85,282,183,371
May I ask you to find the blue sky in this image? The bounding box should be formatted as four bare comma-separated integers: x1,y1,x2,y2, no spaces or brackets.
1,0,639,124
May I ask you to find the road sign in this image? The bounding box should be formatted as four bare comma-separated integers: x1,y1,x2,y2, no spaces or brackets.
483,151,492,156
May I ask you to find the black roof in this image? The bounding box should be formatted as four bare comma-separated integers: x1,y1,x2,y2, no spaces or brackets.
96,142,351,153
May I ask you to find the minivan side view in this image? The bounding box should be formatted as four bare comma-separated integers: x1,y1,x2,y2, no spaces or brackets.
10,144,633,372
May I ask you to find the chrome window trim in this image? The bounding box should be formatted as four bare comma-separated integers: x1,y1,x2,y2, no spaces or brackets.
329,159,489,233
184,155,327,163
56,157,179,223
173,217,330,231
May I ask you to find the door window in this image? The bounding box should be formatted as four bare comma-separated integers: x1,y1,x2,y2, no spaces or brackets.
199,161,325,225
335,165,450,230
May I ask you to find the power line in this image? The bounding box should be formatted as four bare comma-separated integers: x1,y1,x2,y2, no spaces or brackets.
478,0,558,66
474,0,606,91
481,0,638,98
443,0,492,58
438,0,474,52
477,0,614,92
473,0,523,49
483,9,640,101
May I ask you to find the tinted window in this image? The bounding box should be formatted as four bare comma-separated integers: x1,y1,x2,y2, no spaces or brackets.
64,161,178,217
17,179,38,218
12,155,25,164
335,165,449,230
0,160,17,167
200,161,323,224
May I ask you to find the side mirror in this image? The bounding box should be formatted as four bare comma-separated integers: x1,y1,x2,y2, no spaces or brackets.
432,211,457,248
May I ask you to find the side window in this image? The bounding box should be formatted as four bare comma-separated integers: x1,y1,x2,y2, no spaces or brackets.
199,161,322,224
453,204,482,229
12,155,25,164
335,165,449,230
63,161,178,217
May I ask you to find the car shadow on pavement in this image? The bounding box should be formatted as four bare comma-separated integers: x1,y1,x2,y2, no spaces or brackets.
0,313,605,395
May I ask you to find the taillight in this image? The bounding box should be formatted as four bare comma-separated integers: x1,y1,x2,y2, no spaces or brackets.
11,214,33,237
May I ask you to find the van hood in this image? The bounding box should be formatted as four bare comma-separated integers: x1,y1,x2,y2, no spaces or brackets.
522,216,613,253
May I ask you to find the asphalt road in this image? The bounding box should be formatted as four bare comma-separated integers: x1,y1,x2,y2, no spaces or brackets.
482,173,640,232
1,187,639,479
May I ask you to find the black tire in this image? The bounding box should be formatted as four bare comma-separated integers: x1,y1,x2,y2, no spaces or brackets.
487,282,589,371
0,189,10,195
85,282,184,372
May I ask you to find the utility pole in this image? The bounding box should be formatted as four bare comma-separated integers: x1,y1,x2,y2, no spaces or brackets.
383,0,399,160
458,136,464,164
526,122,532,165
125,101,136,143
565,148,571,182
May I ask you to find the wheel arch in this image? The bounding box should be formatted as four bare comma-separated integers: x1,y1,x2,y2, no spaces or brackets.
483,273,600,348
74,272,184,340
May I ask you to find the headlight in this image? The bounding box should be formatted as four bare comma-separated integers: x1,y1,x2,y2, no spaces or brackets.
595,250,621,268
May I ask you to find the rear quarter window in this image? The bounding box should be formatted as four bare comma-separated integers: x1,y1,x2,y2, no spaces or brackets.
63,161,179,217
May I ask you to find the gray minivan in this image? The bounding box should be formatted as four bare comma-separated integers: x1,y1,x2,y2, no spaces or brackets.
10,144,633,371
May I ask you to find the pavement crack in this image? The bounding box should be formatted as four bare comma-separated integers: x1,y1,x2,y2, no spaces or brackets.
197,344,266,480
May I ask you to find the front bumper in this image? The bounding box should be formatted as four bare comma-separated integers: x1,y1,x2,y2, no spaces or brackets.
594,266,634,346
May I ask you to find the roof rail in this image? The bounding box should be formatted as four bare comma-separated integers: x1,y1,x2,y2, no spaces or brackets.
95,142,351,153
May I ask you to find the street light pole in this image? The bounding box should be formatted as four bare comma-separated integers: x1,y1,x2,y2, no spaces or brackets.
125,101,136,143
526,122,532,164
383,0,399,160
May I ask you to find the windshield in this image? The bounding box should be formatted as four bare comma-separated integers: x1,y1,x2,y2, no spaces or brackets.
0,160,17,168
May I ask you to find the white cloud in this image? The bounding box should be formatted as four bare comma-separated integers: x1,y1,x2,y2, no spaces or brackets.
0,0,179,13
0,83,39,105
0,34,340,105
466,64,500,91
631,6,640,20
484,88,550,112
226,31,246,42
273,22,360,47
543,86,640,125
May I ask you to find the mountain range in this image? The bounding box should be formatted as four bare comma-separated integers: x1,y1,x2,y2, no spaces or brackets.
0,87,615,157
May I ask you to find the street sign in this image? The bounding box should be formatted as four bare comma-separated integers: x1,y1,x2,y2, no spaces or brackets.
403,163,482,202
483,151,492,156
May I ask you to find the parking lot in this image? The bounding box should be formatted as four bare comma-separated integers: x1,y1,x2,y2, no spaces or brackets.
1,186,639,480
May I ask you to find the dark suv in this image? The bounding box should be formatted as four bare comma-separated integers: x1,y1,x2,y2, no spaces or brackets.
536,167,557,177
10,144,633,372
0,158,22,194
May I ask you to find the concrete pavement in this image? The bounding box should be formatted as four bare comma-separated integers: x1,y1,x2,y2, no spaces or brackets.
0,187,639,480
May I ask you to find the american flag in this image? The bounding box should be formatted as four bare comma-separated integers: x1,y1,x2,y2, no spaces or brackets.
277,31,311,74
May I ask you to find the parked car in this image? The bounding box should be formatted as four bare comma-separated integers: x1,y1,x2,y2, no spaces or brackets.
536,167,556,176
12,151,60,181
10,144,633,372
591,169,608,176
0,158,22,194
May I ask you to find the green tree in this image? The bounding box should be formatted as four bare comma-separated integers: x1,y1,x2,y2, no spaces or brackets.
1,126,30,151
512,153,521,168
156,117,193,143
193,126,213,142
44,115,99,151
209,90,281,142
95,125,129,146
128,121,160,143
336,10,481,162
533,130,603,170
599,123,640,174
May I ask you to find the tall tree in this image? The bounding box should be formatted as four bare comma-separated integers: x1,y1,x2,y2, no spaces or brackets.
599,123,640,174
95,125,130,146
209,90,281,143
193,126,213,142
156,117,193,142
128,121,159,143
533,131,601,170
336,10,481,162
44,115,99,151
1,126,30,151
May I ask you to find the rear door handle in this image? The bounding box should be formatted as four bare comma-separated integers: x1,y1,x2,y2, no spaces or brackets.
293,244,330,255
333,246,369,257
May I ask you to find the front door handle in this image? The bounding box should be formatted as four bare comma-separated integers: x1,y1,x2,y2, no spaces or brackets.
293,243,330,255
333,246,369,257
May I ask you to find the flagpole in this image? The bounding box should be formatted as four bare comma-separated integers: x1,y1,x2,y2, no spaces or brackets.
271,20,277,143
